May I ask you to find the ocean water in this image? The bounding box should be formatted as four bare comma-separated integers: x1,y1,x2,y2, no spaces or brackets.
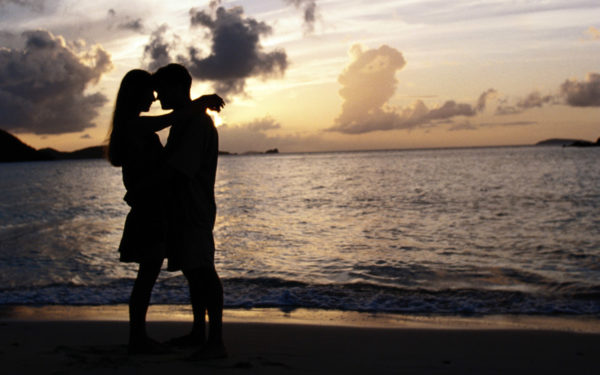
0,146,599,315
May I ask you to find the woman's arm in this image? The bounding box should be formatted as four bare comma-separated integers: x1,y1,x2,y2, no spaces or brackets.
135,112,176,133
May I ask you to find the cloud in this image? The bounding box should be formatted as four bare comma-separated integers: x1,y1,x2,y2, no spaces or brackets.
0,30,112,134
448,121,479,131
218,116,297,153
494,73,600,113
329,44,406,134
476,88,497,111
80,133,91,139
118,18,144,32
182,5,288,97
517,91,556,108
0,0,44,11
560,73,600,107
329,44,486,134
449,120,537,131
142,25,179,72
107,8,144,32
284,0,318,34
496,90,556,115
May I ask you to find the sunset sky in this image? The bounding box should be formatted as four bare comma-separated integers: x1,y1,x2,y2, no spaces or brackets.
1,0,599,153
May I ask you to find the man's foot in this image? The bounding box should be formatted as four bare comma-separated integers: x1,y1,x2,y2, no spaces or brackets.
187,341,228,361
164,333,206,348
128,337,171,355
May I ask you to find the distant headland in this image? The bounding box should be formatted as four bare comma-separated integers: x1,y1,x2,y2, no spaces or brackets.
535,138,600,147
0,129,278,162
0,128,106,162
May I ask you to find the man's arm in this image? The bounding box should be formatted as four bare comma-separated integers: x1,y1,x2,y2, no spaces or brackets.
134,94,224,133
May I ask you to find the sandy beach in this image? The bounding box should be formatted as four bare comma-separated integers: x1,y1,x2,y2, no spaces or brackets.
1,306,599,374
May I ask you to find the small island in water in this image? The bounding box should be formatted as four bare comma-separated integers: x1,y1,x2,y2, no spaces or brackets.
536,138,600,147
0,129,280,163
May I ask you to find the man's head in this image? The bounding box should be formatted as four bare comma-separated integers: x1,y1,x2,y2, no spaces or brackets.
152,63,192,110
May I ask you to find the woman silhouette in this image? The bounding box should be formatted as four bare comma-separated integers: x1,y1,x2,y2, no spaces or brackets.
108,69,223,354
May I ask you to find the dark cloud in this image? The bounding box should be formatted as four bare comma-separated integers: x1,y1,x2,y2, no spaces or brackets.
494,73,600,114
284,0,318,34
0,30,112,135
517,91,555,108
476,88,497,111
80,133,91,139
143,25,178,72
329,44,486,134
496,91,556,115
560,73,600,107
141,4,288,97
119,18,144,32
0,0,44,11
182,5,287,97
495,100,522,116
107,9,144,32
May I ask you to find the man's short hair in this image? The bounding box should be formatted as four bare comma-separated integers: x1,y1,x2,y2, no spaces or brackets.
153,63,192,91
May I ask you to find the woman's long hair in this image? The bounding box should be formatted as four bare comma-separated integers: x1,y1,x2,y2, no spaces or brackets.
107,69,152,166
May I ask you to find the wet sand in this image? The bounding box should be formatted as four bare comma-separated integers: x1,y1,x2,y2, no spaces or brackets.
1,306,599,374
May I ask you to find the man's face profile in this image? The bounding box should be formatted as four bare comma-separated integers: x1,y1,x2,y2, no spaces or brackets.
155,84,175,110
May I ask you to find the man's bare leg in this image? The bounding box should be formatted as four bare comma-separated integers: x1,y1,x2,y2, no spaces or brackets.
165,267,207,347
188,265,227,360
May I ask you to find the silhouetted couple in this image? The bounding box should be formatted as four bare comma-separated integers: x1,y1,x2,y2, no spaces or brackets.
108,64,226,359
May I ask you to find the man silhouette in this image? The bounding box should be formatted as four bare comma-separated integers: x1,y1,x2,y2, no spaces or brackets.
152,63,226,359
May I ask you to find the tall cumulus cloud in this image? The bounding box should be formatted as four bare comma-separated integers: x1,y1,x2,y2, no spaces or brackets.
329,45,486,134
0,30,112,134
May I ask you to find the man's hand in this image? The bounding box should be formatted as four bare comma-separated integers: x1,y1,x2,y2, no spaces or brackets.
194,94,225,113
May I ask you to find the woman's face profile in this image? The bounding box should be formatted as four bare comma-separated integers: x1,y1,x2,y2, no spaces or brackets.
138,88,156,112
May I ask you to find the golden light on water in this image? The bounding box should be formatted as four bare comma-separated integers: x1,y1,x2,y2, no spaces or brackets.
207,109,224,127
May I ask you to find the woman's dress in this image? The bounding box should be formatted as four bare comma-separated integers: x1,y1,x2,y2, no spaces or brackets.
118,131,167,264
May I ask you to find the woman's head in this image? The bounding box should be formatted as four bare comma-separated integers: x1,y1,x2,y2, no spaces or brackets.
108,69,154,166
115,69,155,114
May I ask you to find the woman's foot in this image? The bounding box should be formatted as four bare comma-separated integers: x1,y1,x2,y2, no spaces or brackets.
128,336,171,355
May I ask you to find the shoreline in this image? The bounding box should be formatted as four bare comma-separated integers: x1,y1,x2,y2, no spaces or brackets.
2,304,600,332
2,305,599,374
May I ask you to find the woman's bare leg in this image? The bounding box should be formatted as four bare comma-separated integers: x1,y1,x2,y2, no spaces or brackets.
129,258,163,352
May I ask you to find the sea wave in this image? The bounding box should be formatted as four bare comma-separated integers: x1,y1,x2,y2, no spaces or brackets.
1,277,598,315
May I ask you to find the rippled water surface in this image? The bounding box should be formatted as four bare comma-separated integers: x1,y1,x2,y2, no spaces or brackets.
1,147,599,315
